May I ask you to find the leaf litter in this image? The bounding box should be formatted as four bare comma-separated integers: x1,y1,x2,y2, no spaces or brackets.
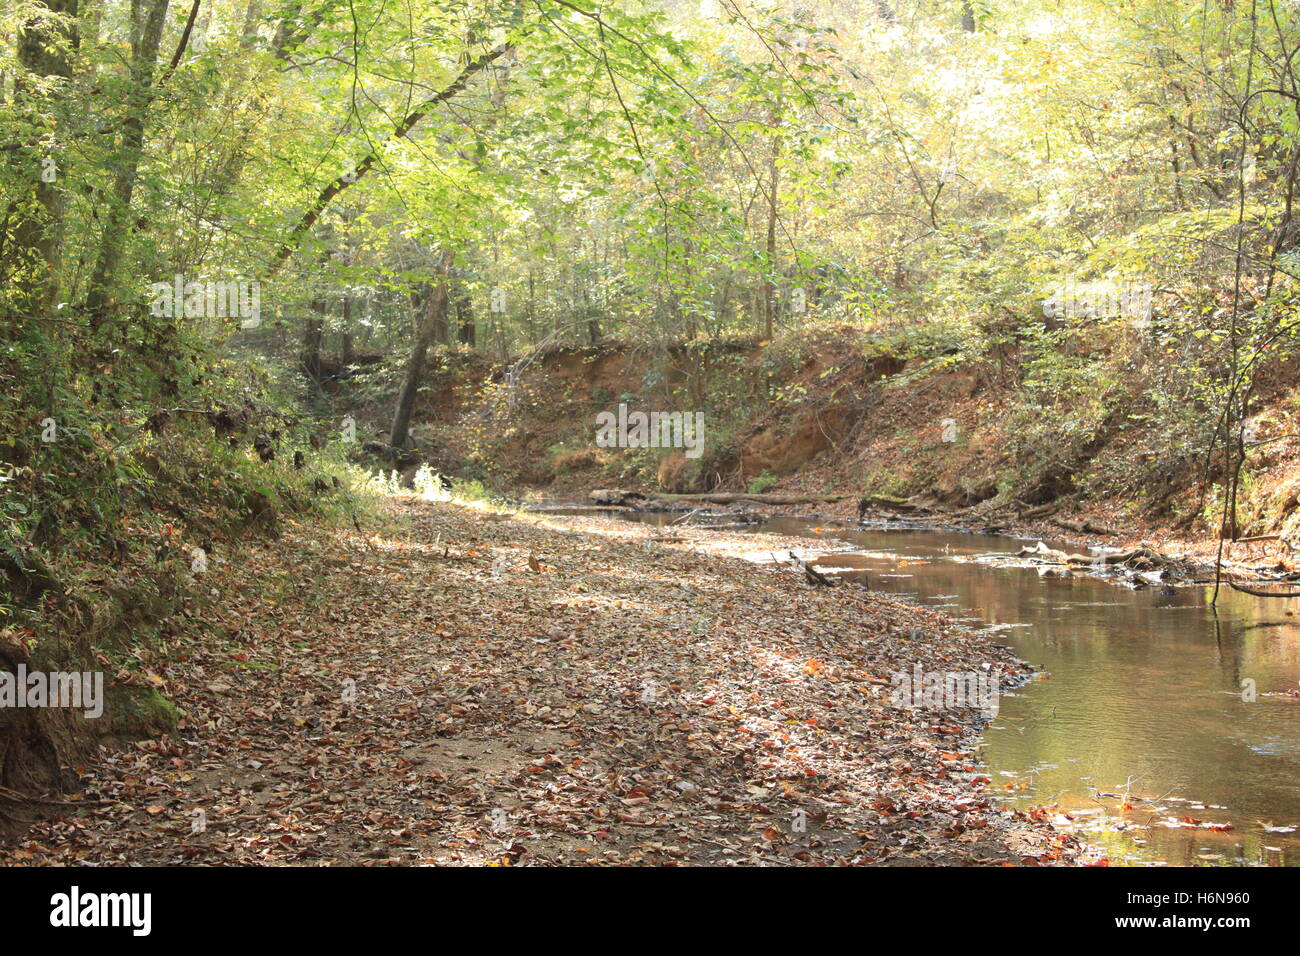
0,500,1083,866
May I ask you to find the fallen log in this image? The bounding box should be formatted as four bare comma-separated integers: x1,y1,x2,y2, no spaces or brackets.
589,489,847,507
1069,546,1169,567
861,493,918,510
1017,542,1175,568
590,488,647,505
1233,534,1295,550
1017,503,1061,520
1052,517,1117,536
858,494,930,519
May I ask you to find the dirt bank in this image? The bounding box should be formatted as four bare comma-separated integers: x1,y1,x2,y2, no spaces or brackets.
347,325,1300,590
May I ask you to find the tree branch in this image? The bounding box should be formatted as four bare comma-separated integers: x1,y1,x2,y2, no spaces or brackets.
264,43,510,278
158,0,201,88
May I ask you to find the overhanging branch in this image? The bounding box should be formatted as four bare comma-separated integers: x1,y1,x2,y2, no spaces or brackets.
264,42,511,278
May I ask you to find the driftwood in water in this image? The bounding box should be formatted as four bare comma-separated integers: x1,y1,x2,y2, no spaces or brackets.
1018,542,1173,568
1074,545,1170,566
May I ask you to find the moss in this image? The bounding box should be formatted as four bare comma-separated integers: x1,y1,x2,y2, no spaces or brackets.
100,684,180,740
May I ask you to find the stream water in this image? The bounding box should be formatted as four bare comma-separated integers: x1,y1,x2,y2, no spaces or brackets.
554,507,1300,867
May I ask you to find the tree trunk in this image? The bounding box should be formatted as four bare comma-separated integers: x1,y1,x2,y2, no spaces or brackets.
456,285,476,347
301,300,326,384
527,268,537,345
240,0,264,45
716,276,733,332
6,0,79,320
84,0,170,325
763,131,780,338
341,292,355,364
390,249,453,451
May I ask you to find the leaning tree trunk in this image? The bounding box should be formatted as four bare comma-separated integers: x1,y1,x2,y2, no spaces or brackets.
390,249,454,452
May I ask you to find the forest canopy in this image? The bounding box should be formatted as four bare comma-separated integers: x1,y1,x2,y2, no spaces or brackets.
6,0,1294,352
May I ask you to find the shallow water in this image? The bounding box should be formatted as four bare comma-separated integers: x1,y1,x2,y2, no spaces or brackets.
562,507,1300,866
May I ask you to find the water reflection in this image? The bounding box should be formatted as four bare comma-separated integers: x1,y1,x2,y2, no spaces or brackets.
795,523,1300,867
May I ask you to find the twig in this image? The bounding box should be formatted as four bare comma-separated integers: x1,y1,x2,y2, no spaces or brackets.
0,785,111,807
